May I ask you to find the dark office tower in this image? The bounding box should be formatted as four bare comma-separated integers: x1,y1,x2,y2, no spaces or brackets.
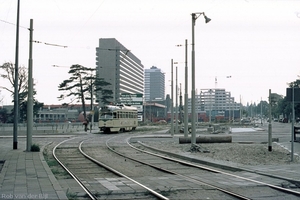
144,66,165,101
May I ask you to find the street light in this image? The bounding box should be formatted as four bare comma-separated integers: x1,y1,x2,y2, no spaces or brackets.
191,12,211,145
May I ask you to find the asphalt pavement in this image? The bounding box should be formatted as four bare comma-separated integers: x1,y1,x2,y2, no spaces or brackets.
231,121,300,157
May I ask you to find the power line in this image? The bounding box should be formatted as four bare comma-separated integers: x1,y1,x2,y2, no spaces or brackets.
1,19,68,48
0,19,27,29
33,40,67,48
1,19,131,52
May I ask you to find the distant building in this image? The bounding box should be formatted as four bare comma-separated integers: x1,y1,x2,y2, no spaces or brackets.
95,38,144,107
184,89,241,122
33,104,86,122
144,66,165,101
198,88,241,121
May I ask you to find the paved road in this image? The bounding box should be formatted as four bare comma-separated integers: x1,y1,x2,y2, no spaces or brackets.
231,121,300,158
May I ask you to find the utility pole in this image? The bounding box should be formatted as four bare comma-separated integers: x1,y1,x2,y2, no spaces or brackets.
170,59,174,136
291,85,295,161
260,97,263,125
268,89,272,151
184,39,188,138
90,76,93,133
179,83,183,125
240,95,242,125
13,0,20,149
175,66,178,134
26,19,33,151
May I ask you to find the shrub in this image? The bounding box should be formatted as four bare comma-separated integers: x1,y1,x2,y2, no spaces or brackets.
31,144,40,152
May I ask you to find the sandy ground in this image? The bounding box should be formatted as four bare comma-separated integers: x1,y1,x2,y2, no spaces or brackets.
141,140,300,165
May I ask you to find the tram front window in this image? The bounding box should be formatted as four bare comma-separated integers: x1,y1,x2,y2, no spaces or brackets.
100,113,113,119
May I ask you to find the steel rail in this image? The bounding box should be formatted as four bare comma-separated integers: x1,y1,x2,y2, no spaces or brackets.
52,137,98,200
79,140,169,200
105,136,251,200
132,137,300,197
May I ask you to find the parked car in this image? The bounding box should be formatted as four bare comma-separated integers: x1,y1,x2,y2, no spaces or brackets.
241,118,251,124
279,118,288,123
157,120,167,125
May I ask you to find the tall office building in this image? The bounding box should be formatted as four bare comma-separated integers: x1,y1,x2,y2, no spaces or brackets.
96,38,144,106
144,66,165,101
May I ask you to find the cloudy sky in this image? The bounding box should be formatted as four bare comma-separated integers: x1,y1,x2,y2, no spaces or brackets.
0,0,299,106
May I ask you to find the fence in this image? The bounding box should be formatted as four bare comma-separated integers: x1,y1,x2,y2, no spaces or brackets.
0,122,97,134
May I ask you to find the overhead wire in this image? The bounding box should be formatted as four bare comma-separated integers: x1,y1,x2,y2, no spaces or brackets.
0,19,27,29
0,19,68,48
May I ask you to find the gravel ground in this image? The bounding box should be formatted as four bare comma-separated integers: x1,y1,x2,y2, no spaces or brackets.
141,140,300,165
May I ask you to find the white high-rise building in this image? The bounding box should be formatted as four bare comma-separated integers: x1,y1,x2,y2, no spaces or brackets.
96,38,144,106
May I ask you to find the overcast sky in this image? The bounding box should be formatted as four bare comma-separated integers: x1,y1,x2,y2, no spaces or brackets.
0,0,300,106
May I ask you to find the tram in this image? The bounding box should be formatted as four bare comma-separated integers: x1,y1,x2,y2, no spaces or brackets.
98,104,138,133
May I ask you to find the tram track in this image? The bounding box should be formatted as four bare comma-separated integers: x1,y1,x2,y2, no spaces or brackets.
52,135,169,200
53,137,98,200
130,139,300,196
105,136,251,199
99,134,300,199
51,133,300,199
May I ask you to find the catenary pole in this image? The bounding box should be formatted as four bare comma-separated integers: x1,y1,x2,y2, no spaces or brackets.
13,0,20,149
268,89,272,151
184,39,188,138
291,85,294,161
26,19,33,151
175,66,178,134
90,76,93,133
170,59,174,136
260,97,263,125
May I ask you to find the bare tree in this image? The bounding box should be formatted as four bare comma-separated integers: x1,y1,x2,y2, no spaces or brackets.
0,62,28,97
0,62,43,122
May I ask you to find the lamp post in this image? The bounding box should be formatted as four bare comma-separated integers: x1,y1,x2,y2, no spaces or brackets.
191,12,211,145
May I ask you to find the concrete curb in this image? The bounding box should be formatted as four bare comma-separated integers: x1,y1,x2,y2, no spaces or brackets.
39,142,68,200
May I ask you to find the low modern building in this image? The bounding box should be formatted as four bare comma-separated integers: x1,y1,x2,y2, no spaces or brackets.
33,104,91,122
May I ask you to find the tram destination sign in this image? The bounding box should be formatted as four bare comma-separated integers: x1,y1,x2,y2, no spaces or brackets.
119,93,143,105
